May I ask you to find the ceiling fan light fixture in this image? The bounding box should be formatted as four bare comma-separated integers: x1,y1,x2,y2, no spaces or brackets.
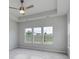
20,10,25,14
19,7,25,14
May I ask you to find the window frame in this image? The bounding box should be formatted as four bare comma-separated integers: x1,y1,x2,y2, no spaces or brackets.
33,27,43,44
24,28,33,43
24,26,54,44
43,26,53,44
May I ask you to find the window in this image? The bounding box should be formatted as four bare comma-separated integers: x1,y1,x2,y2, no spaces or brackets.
25,26,53,44
33,27,42,44
43,27,53,44
25,28,33,43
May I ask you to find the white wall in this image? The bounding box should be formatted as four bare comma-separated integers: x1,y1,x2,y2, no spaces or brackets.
9,20,18,50
18,15,67,53
67,11,70,56
57,0,70,15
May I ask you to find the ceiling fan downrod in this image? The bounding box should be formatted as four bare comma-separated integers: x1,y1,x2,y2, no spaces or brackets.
21,0,24,3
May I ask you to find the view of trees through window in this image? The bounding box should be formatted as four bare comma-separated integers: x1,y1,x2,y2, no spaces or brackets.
33,27,42,44
25,28,32,43
43,27,53,44
25,26,53,44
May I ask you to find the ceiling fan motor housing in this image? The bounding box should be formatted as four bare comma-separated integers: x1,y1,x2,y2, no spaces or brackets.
20,7,24,10
20,0,24,10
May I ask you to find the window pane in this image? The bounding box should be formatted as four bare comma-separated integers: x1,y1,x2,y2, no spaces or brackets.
33,27,42,44
43,27,53,44
25,28,32,43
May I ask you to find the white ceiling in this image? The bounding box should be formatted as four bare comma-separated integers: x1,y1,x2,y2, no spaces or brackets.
9,0,69,22
10,0,57,17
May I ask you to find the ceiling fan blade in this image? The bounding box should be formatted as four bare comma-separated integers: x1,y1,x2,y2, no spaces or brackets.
9,7,19,10
26,5,34,9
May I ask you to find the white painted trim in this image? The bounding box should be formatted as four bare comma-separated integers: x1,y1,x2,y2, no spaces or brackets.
17,13,67,22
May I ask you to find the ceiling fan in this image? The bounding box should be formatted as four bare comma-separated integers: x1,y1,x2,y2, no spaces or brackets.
9,0,34,15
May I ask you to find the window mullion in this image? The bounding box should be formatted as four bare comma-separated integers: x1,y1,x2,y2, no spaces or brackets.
42,27,44,44
32,28,34,44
